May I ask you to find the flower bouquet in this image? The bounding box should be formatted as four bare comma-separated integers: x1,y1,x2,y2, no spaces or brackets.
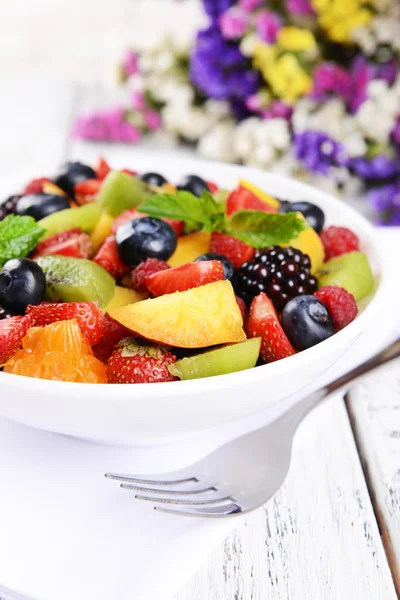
74,0,400,224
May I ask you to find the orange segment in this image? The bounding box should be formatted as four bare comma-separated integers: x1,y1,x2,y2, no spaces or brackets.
168,232,211,267
111,280,246,348
4,320,107,383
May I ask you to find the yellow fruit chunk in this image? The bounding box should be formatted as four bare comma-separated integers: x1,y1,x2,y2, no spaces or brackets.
111,280,246,348
168,232,211,267
285,213,324,273
90,212,114,251
239,179,280,210
42,182,68,197
104,286,146,313
162,183,177,193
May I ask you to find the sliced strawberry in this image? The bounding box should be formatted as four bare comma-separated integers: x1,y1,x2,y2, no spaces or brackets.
26,302,105,346
146,260,224,297
207,180,219,194
163,218,185,236
210,232,254,268
74,179,102,205
92,313,132,362
95,157,111,180
246,293,295,363
93,235,129,280
32,228,91,259
226,186,278,217
112,209,145,234
0,315,33,364
23,177,49,195
121,168,138,176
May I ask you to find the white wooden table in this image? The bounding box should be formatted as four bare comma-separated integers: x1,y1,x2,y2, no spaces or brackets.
0,81,399,600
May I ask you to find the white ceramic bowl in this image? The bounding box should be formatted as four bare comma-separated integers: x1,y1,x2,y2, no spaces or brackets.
0,156,388,445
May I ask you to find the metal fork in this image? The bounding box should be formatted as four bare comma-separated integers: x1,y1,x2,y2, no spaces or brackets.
106,338,400,518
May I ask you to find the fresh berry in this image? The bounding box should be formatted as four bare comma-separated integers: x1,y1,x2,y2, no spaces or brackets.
238,246,317,311
246,293,295,363
112,208,143,234
226,186,277,217
16,193,70,220
32,228,91,259
27,302,105,346
146,260,224,297
0,259,46,314
23,178,49,195
0,307,12,320
53,162,96,198
92,314,132,363
93,235,130,280
95,157,111,180
194,252,237,284
131,258,170,293
320,226,359,261
281,200,325,234
210,232,254,269
314,286,358,331
281,295,335,351
0,195,20,221
121,169,138,177
206,180,219,194
140,172,168,187
235,296,247,323
116,217,177,266
107,338,178,384
0,314,33,364
177,175,210,197
74,179,102,205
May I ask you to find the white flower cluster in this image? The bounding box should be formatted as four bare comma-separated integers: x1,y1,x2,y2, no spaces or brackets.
355,76,400,144
352,15,400,55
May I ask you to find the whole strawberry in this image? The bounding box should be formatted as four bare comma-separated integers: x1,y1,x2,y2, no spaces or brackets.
107,338,178,384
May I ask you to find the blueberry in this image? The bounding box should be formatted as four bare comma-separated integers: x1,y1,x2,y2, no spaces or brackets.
194,252,237,285
281,295,335,351
140,172,168,187
285,201,325,234
0,258,46,314
177,175,210,197
15,193,70,221
115,217,177,266
279,200,293,213
53,162,96,198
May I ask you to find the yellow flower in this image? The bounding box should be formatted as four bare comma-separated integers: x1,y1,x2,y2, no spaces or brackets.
253,43,312,104
311,0,373,43
277,27,317,53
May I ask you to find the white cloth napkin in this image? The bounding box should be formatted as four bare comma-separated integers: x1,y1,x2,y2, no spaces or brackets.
0,229,398,600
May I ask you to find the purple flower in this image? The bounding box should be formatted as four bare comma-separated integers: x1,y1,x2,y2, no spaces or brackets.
349,155,400,182
122,50,139,78
203,0,235,20
375,59,397,85
349,56,373,113
311,63,351,103
293,131,347,175
285,0,314,15
392,116,400,149
219,7,249,39
239,0,264,11
256,11,283,44
260,100,293,120
368,177,400,225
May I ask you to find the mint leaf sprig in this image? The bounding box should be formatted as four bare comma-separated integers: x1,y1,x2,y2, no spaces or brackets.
0,215,46,266
139,190,307,248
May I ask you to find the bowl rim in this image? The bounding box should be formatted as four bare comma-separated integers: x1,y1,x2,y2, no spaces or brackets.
0,157,388,398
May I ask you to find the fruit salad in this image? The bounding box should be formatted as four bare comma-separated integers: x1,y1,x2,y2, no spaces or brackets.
0,158,374,384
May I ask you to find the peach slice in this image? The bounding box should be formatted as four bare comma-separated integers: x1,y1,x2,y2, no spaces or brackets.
111,280,246,348
168,232,211,267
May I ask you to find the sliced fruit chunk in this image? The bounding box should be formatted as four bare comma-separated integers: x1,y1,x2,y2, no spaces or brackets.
36,255,115,308
38,202,102,239
168,232,211,267
169,338,261,380
210,232,254,268
0,314,33,364
92,314,132,363
90,212,115,251
98,170,151,217
146,260,224,297
93,235,129,280
104,286,146,313
226,185,278,216
316,251,374,302
285,213,324,273
32,228,91,259
239,180,280,210
111,280,246,348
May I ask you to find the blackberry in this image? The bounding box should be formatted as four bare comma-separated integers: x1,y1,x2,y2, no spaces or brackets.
237,246,317,311
0,195,20,221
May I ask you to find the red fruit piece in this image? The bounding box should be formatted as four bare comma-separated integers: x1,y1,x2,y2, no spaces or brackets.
112,209,144,234
320,226,359,261
93,235,129,280
314,286,358,331
121,169,138,177
146,260,224,297
235,296,248,324
210,232,254,268
0,315,33,364
246,293,295,363
226,186,277,217
207,180,219,194
32,228,91,259
74,179,102,205
92,314,132,363
131,258,170,293
26,302,105,346
23,177,49,195
107,338,178,384
95,157,111,180
163,218,185,237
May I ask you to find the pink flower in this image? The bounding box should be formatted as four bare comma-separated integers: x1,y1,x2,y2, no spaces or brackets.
72,114,108,141
285,0,314,15
144,110,162,131
311,63,351,103
122,50,139,77
110,122,141,143
256,10,283,44
131,91,146,111
219,7,249,39
391,116,400,148
245,94,263,112
260,100,293,120
239,0,264,11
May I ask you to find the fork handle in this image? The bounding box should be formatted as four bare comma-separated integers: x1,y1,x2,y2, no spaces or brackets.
285,337,400,432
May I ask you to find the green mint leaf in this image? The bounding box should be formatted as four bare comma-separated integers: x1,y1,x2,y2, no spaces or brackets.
226,210,308,248
0,214,46,266
139,190,225,231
